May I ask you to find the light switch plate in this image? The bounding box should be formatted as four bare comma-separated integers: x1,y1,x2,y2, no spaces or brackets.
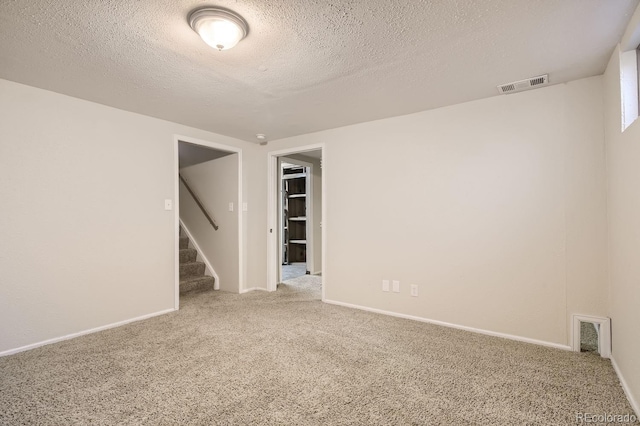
411,285,418,297
382,280,390,292
392,280,400,293
228,202,234,212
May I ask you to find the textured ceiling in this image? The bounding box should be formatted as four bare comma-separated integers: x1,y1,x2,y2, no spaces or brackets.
0,0,638,142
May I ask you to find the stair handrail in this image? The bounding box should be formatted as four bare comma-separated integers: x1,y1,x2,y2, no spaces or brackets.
179,173,219,231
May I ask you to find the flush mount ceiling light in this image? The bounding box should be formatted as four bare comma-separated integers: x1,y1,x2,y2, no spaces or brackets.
188,7,248,51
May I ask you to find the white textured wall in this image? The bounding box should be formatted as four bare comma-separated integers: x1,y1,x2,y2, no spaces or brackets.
180,154,239,292
310,156,322,274
262,77,607,347
0,79,254,354
563,79,608,324
0,73,611,360
604,46,640,412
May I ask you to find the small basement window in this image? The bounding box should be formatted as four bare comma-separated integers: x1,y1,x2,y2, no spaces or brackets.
621,45,639,131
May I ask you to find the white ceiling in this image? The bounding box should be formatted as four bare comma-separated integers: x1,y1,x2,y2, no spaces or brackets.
0,1,637,143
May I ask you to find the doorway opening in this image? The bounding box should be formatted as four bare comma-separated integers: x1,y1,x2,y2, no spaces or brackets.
173,135,243,309
267,145,324,299
281,157,312,281
572,314,611,358
580,321,600,353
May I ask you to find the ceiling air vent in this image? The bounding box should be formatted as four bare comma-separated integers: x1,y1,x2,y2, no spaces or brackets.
497,74,549,94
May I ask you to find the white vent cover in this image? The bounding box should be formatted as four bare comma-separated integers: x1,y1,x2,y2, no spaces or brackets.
497,74,549,94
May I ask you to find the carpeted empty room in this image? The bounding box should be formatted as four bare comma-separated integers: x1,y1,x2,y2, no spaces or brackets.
3,1,640,424
0,276,636,425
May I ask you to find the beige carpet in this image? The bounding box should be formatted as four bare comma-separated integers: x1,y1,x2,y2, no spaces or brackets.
0,276,636,425
581,321,599,353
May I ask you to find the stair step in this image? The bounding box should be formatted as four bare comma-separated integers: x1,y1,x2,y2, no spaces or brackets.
180,275,214,295
179,236,189,250
179,248,197,264
180,261,205,279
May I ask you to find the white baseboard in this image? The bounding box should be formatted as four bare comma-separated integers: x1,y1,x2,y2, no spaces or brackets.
0,308,176,357
241,287,268,294
323,299,571,351
611,356,640,416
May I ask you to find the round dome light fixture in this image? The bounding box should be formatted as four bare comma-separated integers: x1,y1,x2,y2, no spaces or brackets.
188,7,249,51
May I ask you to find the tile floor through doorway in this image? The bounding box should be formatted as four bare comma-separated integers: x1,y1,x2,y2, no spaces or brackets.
281,262,307,282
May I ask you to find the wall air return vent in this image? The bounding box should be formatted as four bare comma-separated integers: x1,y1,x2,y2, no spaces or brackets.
497,74,549,94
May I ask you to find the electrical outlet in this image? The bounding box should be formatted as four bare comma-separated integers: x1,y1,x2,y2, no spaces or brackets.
382,280,390,292
411,285,418,297
164,199,172,210
392,280,400,293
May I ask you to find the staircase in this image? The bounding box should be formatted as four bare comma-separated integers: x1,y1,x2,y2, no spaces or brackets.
179,227,215,294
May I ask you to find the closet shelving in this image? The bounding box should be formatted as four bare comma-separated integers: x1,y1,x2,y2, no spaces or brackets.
282,164,307,264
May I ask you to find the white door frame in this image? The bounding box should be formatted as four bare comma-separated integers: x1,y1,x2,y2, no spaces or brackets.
173,134,244,309
280,156,314,275
571,314,611,358
267,143,325,301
